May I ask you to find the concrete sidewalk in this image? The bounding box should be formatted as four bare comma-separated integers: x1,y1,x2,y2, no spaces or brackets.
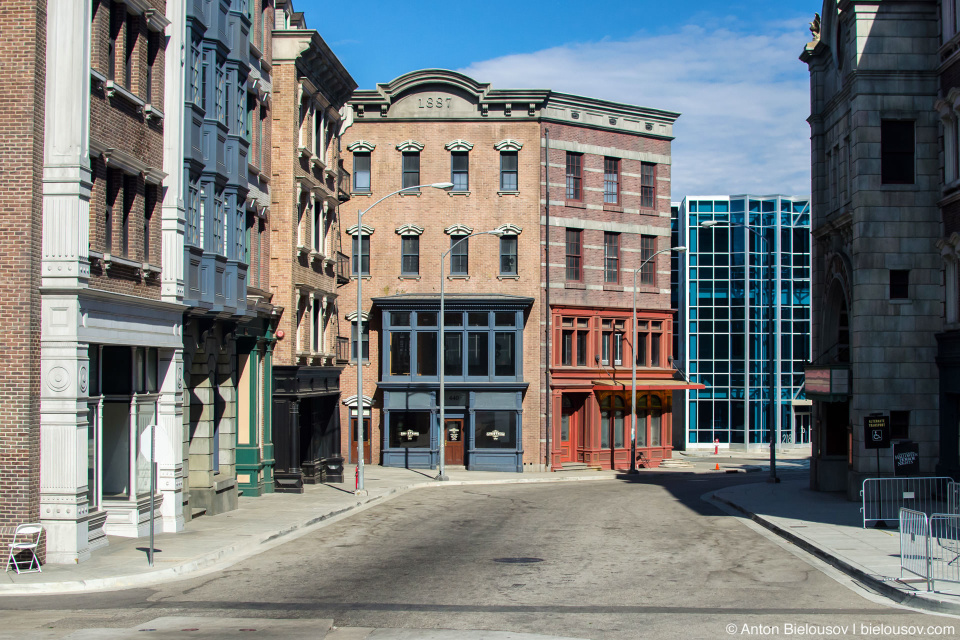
709,476,960,615
0,466,617,595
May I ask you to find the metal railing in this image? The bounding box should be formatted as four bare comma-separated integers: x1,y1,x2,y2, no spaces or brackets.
930,513,960,591
861,477,954,528
899,508,931,590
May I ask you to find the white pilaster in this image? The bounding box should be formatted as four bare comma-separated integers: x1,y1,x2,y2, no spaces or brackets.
162,0,187,303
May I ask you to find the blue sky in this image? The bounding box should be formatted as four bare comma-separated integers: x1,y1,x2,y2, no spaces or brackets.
301,0,822,199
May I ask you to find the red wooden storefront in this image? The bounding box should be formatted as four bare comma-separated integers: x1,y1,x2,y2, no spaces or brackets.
549,306,702,471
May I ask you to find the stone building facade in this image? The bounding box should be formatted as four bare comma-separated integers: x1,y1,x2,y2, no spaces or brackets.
268,1,355,492
802,0,944,497
341,70,683,472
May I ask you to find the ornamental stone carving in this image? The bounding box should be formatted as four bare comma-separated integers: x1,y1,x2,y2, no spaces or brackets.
445,139,474,152
395,224,424,236
396,140,424,152
347,140,376,153
47,366,70,393
494,139,523,152
444,224,474,235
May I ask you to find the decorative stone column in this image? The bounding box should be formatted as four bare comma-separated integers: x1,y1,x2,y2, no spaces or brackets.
157,348,184,533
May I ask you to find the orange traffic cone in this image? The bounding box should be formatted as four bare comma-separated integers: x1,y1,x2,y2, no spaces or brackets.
714,463,720,471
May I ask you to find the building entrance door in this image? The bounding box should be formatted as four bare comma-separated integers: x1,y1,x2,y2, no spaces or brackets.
560,395,585,463
444,418,464,465
351,417,371,464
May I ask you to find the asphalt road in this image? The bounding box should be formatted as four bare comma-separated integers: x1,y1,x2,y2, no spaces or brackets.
0,472,956,640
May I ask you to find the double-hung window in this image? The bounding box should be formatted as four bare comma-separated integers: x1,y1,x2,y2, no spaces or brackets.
500,151,518,190
104,169,116,253
351,322,369,361
401,235,419,275
565,229,582,281
123,11,136,91
641,162,656,208
121,175,135,258
499,235,518,276
604,232,620,284
604,157,620,204
450,235,468,275
640,235,656,285
880,120,915,185
402,152,420,190
451,152,469,191
352,234,370,276
565,152,582,201
353,153,371,192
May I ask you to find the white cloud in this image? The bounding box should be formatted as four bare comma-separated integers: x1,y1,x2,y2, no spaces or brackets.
458,20,813,200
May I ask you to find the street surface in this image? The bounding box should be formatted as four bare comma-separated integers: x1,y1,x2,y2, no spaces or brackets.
0,471,956,640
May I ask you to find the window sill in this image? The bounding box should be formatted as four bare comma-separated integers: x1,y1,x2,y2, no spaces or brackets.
603,284,624,291
298,146,312,160
310,156,326,171
350,360,373,366
497,190,520,197
350,275,372,280
564,201,586,209
497,274,520,280
603,204,623,213
564,282,586,289
399,275,421,280
296,245,310,257
448,191,471,197
352,191,372,197
879,183,920,191
249,39,263,60
105,80,145,112
399,191,421,197
447,275,470,280
889,299,912,305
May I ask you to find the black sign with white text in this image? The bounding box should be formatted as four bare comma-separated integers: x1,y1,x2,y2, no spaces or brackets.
893,441,920,476
864,416,890,450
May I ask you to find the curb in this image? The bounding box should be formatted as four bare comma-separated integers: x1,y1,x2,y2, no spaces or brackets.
707,491,960,616
0,473,617,596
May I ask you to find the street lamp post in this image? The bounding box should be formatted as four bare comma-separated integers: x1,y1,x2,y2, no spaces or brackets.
630,246,686,474
354,182,452,495
701,219,779,483
437,229,503,481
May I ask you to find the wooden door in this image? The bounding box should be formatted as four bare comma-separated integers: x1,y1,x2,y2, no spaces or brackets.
560,397,576,462
444,418,464,465
351,417,371,464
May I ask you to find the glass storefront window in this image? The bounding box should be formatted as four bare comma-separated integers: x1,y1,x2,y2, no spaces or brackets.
494,332,515,376
417,332,437,376
467,332,488,376
444,333,462,376
391,332,410,375
389,412,431,448
475,411,517,449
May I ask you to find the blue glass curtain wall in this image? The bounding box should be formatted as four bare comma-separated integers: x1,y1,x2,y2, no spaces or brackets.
680,196,811,446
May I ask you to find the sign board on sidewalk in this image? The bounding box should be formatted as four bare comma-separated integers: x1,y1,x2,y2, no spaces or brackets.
893,440,920,476
864,416,890,450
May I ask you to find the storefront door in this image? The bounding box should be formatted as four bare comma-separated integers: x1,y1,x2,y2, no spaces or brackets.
560,395,585,463
351,417,371,464
444,418,464,465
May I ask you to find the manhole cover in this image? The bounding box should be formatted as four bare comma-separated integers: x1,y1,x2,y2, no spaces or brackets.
493,557,543,564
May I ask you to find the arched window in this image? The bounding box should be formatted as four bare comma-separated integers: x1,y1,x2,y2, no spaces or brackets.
650,395,662,447
636,395,648,447
600,395,626,449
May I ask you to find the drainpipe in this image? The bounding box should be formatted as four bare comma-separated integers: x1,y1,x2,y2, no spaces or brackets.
544,128,551,472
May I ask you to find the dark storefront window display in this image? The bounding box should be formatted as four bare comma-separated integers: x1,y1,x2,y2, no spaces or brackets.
391,331,411,375
417,332,438,376
444,333,462,376
468,332,488,376
475,411,517,449
389,411,431,448
600,395,626,449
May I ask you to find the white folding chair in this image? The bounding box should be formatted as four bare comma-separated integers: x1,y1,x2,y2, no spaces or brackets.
6,523,42,574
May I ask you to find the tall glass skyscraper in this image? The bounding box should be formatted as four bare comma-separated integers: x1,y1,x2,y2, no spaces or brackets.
672,195,812,450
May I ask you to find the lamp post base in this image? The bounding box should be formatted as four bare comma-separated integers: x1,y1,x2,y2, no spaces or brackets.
767,476,780,484
355,489,369,496
627,468,641,475
436,473,450,482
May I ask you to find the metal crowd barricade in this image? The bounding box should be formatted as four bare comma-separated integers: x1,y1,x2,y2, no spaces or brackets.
948,482,959,516
929,513,960,592
899,508,931,591
861,477,954,528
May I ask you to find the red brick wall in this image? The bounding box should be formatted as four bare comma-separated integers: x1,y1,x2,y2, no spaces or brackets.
0,0,46,549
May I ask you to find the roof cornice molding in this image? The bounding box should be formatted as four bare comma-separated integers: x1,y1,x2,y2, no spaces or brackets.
494,139,523,152
395,224,424,236
347,140,376,153
445,139,474,152
396,140,424,152
444,224,473,235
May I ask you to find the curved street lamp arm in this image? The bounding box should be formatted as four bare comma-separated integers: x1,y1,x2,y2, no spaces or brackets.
359,183,452,219
442,229,504,258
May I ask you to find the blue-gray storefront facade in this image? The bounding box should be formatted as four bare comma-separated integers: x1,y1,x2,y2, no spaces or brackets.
373,295,532,472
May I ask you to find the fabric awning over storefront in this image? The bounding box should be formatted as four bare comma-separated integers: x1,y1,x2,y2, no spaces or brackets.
591,379,705,391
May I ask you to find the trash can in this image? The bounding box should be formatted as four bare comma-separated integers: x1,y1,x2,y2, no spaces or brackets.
320,456,344,484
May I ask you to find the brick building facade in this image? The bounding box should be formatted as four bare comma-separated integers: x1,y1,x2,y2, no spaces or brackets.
268,1,355,492
0,0,46,554
341,70,683,473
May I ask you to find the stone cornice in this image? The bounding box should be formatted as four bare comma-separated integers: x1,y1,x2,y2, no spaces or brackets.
395,224,424,236
344,311,370,322
347,140,376,153
495,223,522,235
345,223,375,235
396,140,424,152
494,139,523,151
445,139,474,152
272,30,357,110
444,224,473,235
